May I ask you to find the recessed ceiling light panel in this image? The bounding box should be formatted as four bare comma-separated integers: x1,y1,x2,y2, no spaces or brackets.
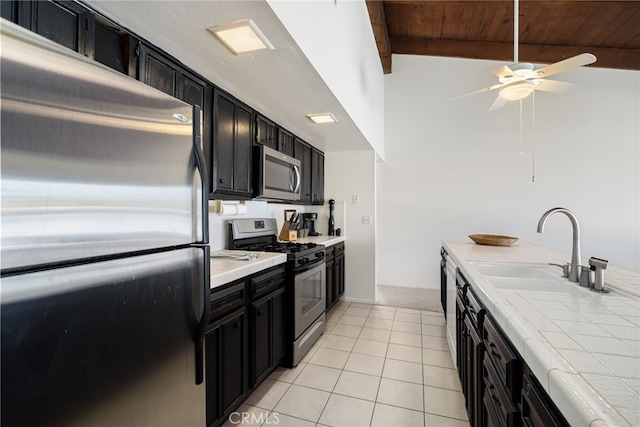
306,113,338,124
208,19,274,55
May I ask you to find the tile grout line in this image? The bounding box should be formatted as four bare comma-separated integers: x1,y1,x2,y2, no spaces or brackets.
261,302,468,426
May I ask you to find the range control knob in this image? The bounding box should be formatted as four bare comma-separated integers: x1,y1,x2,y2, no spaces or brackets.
315,252,324,258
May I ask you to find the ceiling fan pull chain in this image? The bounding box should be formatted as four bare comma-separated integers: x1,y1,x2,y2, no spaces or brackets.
531,90,536,183
519,99,524,156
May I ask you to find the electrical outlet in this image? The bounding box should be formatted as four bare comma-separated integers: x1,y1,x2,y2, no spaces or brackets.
352,195,359,204
361,215,372,225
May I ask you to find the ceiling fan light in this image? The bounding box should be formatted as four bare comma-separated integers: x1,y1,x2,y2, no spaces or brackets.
499,81,535,101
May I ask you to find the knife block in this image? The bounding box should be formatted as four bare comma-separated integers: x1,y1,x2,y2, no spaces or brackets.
279,223,297,241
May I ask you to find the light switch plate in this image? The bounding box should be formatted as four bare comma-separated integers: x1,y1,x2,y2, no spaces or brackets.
362,215,372,225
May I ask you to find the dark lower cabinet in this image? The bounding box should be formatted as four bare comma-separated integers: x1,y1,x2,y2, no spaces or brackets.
207,265,286,427
455,280,467,385
220,311,247,414
250,287,285,386
206,309,247,427
452,262,568,427
463,285,485,427
521,365,568,427
206,281,247,427
205,322,220,427
325,242,345,311
440,248,448,319
326,251,335,309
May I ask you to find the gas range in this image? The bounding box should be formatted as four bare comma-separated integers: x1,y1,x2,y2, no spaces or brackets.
228,218,327,367
228,218,325,269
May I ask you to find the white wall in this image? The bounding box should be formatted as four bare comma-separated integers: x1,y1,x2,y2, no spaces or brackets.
267,0,385,158
378,55,640,290
325,151,377,303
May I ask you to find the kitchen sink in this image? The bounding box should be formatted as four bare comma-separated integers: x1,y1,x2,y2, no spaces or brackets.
480,276,581,293
469,261,581,293
470,261,563,280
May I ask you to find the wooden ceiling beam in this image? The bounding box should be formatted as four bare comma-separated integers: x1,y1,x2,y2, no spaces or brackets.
390,36,640,70
366,0,393,74
383,0,637,8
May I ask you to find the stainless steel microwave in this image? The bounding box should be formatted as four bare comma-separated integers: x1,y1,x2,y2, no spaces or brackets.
254,145,301,201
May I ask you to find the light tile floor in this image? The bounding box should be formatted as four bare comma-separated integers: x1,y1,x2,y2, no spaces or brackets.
224,301,469,427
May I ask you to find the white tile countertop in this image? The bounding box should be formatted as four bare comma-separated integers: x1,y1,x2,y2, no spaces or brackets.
209,251,287,290
209,237,344,290
443,239,640,427
285,235,345,247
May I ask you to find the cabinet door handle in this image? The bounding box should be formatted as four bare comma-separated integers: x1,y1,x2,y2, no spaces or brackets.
256,310,262,316
219,178,225,183
489,342,502,360
233,322,241,329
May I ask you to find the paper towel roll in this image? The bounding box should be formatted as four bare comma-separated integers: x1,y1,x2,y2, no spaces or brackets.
235,203,247,215
216,204,237,216
214,200,247,216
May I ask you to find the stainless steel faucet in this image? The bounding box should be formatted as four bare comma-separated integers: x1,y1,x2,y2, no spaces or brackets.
537,207,581,282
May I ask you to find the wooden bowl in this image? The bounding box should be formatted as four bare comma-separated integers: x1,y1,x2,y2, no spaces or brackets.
468,234,518,246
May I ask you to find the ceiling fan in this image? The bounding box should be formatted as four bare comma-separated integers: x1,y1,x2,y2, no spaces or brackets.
452,0,597,110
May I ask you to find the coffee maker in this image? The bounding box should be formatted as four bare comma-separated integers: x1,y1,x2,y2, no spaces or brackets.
302,213,320,236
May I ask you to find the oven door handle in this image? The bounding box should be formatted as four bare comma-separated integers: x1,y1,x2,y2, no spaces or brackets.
295,259,326,275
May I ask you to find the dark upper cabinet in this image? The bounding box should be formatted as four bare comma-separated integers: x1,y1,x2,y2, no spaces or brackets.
294,138,313,204
94,19,136,77
278,128,295,157
138,44,213,111
137,45,214,195
212,89,253,199
311,148,325,205
138,45,176,96
255,114,277,150
5,2,329,205
3,0,95,56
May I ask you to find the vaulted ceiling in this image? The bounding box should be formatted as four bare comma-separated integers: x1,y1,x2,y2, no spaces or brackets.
366,0,640,73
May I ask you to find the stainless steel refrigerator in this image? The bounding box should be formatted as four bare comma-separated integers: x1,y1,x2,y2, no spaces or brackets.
1,21,209,426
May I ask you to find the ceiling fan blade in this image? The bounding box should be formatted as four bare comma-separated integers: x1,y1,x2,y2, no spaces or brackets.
534,53,597,78
488,65,513,79
534,79,576,93
488,96,507,111
451,83,503,101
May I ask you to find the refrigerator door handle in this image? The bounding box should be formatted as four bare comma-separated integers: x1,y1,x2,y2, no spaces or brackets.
192,105,209,245
194,245,210,385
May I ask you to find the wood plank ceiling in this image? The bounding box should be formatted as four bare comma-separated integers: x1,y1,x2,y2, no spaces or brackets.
366,0,640,73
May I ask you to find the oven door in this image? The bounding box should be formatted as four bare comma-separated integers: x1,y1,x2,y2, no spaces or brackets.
294,261,326,338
